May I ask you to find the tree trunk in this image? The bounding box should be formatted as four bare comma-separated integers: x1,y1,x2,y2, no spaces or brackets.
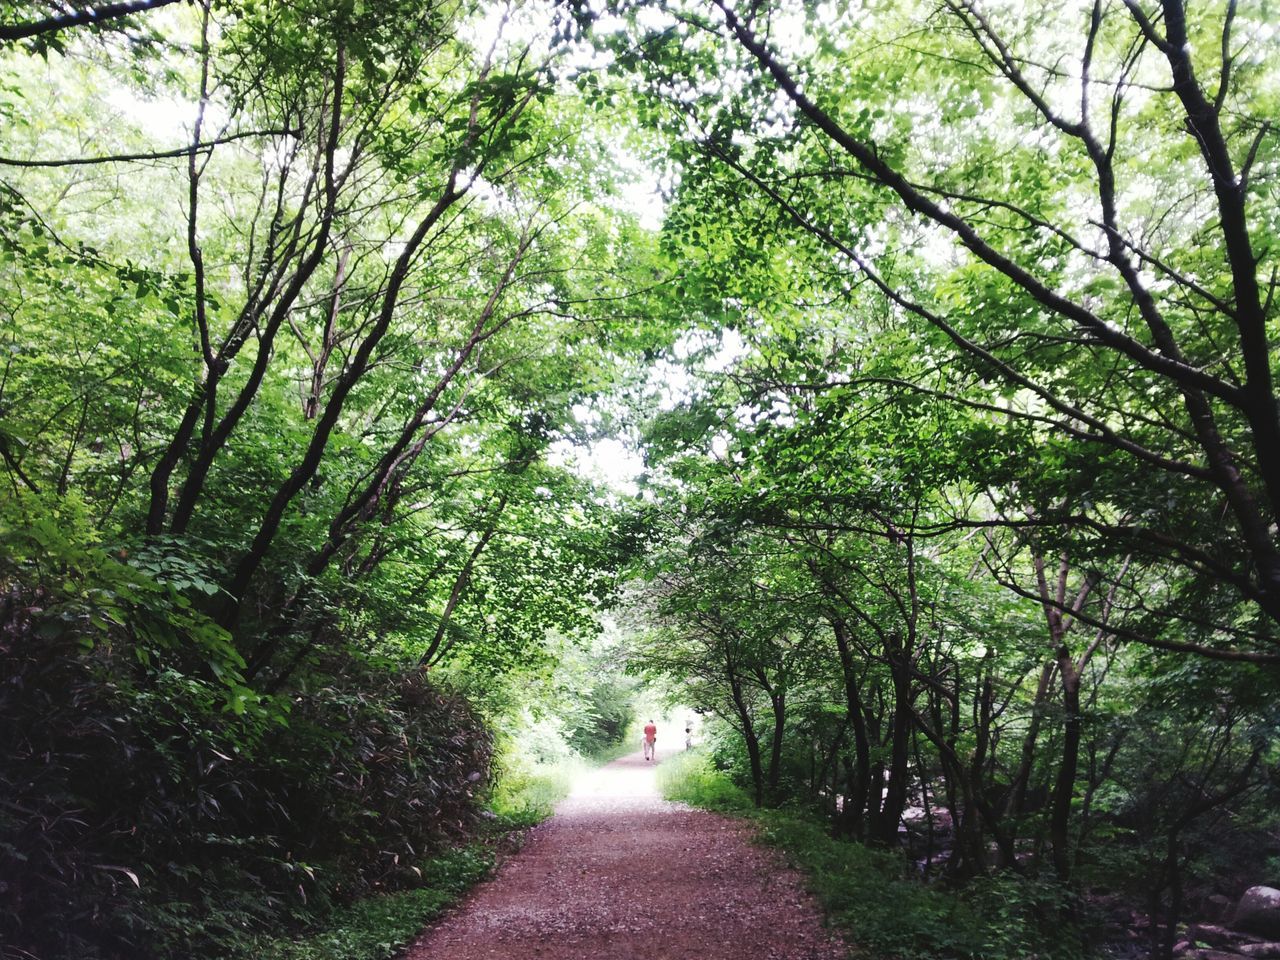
766,687,786,799
877,646,912,846
1006,661,1056,822
816,723,845,824
1050,657,1081,881
728,671,765,808
830,618,871,837
913,727,935,876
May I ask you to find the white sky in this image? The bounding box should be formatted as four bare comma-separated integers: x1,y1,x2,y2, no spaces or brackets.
545,328,747,495
548,436,645,496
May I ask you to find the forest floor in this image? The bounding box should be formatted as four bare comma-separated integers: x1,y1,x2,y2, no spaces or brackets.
403,749,848,960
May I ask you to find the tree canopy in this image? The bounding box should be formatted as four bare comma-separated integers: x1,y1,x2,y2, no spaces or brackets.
2,0,1278,958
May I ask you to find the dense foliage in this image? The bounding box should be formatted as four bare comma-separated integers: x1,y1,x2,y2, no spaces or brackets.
2,0,1278,958
596,0,1280,956
1,509,492,955
0,1,655,956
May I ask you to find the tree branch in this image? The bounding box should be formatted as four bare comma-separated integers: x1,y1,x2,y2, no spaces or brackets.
0,129,299,168
0,0,182,42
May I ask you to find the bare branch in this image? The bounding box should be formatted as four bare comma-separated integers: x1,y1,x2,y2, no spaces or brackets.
0,0,181,42
0,129,298,168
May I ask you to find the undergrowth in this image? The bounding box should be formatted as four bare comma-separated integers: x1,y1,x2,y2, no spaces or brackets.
488,730,636,827
659,750,1085,960
245,845,494,960
248,746,613,960
489,755,586,828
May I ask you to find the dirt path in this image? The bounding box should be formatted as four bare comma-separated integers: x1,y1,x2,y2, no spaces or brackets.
404,750,847,960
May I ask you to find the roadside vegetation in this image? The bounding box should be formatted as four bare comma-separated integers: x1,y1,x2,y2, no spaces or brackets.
660,749,1085,960
617,0,1280,956
0,0,656,955
251,729,628,960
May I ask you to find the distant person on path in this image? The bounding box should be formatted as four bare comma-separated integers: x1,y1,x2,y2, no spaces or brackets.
643,720,657,761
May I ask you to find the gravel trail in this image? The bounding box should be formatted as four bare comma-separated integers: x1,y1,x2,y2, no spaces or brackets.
403,750,847,960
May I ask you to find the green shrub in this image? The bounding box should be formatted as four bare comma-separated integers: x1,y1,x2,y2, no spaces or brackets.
488,757,582,828
0,499,495,959
657,748,753,812
565,673,637,757
245,845,495,960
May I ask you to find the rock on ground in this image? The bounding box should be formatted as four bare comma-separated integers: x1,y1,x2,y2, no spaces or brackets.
1238,943,1280,958
1236,887,1280,940
404,751,847,960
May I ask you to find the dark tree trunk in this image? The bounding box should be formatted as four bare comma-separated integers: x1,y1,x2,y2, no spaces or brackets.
816,724,844,823
912,727,935,876
1050,656,1081,881
728,671,765,808
766,687,786,799
1007,662,1055,822
830,618,872,837
877,646,913,846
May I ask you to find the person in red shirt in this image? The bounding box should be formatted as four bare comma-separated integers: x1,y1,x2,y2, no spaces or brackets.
642,720,658,761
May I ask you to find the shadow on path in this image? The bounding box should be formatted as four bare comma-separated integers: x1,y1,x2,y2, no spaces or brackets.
404,750,847,960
